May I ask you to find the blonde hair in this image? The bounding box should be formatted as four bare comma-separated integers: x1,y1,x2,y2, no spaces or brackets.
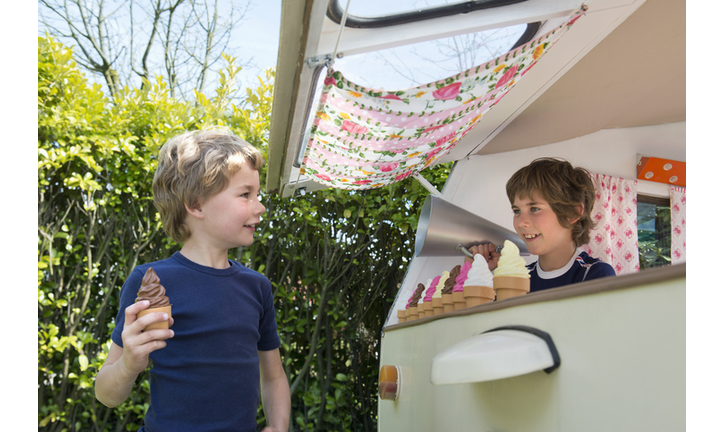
506,157,596,247
152,128,264,243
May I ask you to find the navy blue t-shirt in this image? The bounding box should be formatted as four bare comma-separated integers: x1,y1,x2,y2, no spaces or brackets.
527,249,616,293
111,252,280,432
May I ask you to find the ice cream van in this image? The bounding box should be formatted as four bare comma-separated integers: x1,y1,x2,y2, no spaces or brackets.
266,0,685,430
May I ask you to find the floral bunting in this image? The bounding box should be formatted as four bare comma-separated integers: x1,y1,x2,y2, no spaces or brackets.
301,4,588,190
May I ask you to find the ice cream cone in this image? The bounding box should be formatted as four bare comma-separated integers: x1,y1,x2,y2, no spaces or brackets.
397,309,407,323
463,286,495,307
494,276,530,300
442,294,454,313
406,305,419,321
423,301,434,317
432,297,444,315
137,305,172,331
452,292,466,310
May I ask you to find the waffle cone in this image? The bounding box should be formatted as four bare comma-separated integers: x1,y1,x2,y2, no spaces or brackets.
494,276,530,290
137,305,172,331
452,292,466,311
397,309,407,323
494,276,530,300
463,285,495,307
432,297,444,315
442,294,455,313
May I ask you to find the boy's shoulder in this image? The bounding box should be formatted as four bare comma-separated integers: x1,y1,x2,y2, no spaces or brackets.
576,250,616,277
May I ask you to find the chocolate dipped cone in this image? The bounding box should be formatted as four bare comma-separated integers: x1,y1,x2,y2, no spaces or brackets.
463,285,495,307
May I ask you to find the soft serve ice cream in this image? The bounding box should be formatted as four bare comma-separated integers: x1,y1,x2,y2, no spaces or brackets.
462,255,496,306
493,240,531,300
135,267,172,331
493,240,530,278
463,255,494,288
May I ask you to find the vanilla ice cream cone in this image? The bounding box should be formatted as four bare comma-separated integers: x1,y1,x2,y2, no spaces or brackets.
463,286,495,307
137,305,172,331
493,276,530,300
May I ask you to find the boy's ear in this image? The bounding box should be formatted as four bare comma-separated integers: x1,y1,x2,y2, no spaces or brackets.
569,203,585,224
185,201,204,219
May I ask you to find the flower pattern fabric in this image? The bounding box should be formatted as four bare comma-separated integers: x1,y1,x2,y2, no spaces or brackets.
302,5,588,190
581,173,640,275
669,186,686,264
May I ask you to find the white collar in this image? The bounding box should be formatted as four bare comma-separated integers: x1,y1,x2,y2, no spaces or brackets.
536,248,582,279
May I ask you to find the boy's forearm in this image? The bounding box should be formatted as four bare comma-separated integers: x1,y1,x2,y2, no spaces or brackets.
261,374,291,431
95,357,138,408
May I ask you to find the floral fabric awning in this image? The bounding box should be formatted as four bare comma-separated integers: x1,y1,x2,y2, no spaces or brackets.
301,4,587,190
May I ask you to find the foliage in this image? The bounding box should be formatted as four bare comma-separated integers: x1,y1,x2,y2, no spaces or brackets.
637,203,672,269
38,36,450,431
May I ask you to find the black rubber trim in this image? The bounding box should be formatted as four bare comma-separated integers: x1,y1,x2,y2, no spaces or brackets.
328,0,527,29
482,325,561,373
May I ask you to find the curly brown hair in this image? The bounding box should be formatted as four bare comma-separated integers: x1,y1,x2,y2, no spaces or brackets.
505,157,596,246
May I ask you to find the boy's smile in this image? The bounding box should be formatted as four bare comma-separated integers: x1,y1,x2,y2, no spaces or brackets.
512,192,577,271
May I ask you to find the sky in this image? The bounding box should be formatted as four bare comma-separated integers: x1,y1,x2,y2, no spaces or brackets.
231,0,282,88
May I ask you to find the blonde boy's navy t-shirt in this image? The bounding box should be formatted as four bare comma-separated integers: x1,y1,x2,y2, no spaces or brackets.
111,252,280,432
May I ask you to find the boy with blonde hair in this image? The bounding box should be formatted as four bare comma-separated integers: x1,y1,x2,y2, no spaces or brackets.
95,128,290,431
470,157,615,292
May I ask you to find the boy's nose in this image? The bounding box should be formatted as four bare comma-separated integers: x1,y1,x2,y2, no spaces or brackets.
516,214,531,228
256,200,266,215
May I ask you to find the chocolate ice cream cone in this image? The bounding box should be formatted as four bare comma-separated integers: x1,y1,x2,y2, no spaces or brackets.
406,305,419,321
442,294,454,313
137,305,172,331
463,286,495,307
493,276,530,300
452,292,466,310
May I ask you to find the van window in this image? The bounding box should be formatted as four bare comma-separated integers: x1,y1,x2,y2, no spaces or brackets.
637,195,671,269
333,23,530,90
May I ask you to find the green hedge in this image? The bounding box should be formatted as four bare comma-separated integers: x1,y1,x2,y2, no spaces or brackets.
38,36,450,431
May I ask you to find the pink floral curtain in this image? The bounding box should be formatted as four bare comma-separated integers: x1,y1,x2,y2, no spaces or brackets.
581,174,639,275
301,5,588,189
669,186,686,264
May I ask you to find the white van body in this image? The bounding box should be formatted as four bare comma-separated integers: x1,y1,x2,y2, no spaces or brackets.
267,0,685,430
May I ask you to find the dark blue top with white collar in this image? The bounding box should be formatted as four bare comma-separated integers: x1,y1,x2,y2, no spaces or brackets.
527,249,616,293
